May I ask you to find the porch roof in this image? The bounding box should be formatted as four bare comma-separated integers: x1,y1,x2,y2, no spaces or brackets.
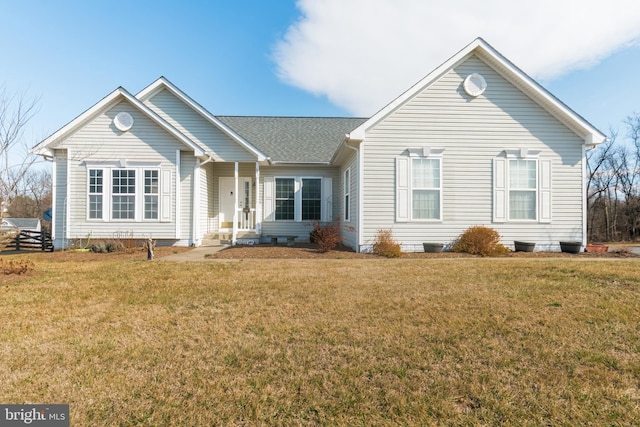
216,116,367,163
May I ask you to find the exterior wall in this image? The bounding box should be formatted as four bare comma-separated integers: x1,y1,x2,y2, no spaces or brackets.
361,55,585,252
340,151,359,249
56,100,187,245
143,88,257,162
259,165,340,242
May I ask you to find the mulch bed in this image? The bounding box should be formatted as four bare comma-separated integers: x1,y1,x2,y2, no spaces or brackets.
206,243,639,260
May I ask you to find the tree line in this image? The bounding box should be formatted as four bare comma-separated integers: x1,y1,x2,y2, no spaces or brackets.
587,113,640,242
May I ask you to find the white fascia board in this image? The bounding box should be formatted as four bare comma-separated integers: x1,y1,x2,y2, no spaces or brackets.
31,87,204,157
137,77,268,161
347,37,606,146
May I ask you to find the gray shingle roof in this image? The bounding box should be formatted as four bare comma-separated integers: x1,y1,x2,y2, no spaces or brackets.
216,116,367,163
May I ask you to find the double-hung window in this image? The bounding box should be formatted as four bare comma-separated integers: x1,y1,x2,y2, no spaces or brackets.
493,150,551,223
144,170,159,220
275,178,295,220
396,149,443,222
301,178,322,221
88,169,103,219
412,158,441,220
112,169,136,219
509,159,537,220
266,176,332,222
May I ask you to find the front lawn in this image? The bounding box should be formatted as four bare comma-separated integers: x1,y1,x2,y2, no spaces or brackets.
1,254,639,425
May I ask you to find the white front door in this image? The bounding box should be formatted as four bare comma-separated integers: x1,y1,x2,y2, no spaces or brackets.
219,177,251,230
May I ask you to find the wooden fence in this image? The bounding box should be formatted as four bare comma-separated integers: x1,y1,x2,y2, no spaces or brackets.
5,230,54,252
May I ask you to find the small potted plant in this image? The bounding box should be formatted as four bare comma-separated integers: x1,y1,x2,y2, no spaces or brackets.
560,241,582,254
585,243,608,252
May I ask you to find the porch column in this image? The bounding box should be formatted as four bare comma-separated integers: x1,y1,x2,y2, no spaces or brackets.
255,162,261,234
232,162,239,245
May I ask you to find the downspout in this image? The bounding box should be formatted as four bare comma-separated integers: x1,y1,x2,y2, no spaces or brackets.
342,137,361,253
581,143,587,248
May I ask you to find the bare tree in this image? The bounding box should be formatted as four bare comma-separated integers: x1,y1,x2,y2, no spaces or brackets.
0,87,40,216
7,169,52,219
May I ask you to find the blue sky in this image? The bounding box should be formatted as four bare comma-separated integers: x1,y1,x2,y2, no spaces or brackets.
2,0,640,149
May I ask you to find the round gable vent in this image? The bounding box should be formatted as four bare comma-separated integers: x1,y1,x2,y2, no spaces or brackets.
463,73,487,97
114,112,134,132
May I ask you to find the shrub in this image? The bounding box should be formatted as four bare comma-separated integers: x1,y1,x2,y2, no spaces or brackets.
90,239,126,253
451,226,508,257
372,229,402,258
311,221,342,253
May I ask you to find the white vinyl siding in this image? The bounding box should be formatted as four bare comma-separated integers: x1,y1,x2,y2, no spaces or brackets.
361,54,584,251
58,100,180,241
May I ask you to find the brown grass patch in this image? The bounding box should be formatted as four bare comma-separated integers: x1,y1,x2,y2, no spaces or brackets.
1,253,639,425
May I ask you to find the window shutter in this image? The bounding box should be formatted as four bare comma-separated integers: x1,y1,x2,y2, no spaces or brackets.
322,177,333,222
263,176,274,221
539,159,552,223
396,157,410,222
160,169,172,222
493,158,506,223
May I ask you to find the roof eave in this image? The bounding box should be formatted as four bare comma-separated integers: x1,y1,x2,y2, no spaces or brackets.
32,87,205,157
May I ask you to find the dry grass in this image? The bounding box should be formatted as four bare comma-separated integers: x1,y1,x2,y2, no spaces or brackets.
1,252,639,425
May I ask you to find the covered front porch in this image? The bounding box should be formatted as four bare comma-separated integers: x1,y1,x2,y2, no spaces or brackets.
202,161,263,246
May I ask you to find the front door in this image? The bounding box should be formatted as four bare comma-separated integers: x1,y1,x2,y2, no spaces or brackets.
219,177,251,230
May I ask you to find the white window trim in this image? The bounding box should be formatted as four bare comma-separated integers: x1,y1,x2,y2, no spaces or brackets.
507,158,538,222
274,176,296,222
85,166,164,222
87,169,104,220
396,148,444,223
410,157,443,222
267,176,332,223
494,149,551,224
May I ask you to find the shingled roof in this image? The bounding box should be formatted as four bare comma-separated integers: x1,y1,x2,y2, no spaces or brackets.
216,116,367,163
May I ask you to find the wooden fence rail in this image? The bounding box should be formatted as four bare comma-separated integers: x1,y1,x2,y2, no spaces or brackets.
4,230,54,252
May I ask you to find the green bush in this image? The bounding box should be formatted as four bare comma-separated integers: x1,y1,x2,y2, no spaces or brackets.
451,226,508,257
372,229,402,258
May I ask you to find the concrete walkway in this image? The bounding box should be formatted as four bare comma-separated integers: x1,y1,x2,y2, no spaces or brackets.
158,245,228,262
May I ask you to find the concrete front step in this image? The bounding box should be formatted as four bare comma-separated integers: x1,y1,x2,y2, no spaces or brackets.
202,232,261,246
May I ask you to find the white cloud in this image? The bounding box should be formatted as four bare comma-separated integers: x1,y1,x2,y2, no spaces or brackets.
273,0,640,116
